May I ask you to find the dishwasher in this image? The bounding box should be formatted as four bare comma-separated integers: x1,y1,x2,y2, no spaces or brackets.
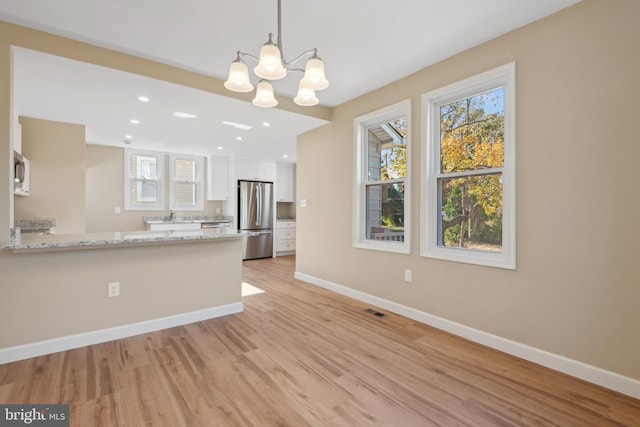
201,221,232,230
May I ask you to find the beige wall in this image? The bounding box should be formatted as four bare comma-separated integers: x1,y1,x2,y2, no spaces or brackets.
86,144,224,232
1,45,12,241
296,0,640,381
0,239,242,348
14,116,86,233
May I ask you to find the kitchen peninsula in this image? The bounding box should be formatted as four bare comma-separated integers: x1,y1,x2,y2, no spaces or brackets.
3,227,241,252
0,228,245,364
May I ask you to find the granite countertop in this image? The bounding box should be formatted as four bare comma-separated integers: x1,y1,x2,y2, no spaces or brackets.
143,215,233,225
2,228,249,253
14,218,56,234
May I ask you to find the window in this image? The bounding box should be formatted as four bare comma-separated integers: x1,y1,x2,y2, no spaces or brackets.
124,149,204,212
354,100,410,254
124,149,164,210
421,63,516,269
169,153,204,211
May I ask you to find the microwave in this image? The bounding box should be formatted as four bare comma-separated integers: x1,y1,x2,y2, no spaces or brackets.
14,151,30,196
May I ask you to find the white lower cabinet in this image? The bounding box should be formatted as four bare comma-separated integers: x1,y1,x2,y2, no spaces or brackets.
275,220,296,255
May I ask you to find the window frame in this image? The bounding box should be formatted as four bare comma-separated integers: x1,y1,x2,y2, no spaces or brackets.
124,148,165,211
421,63,516,269
169,153,205,211
353,99,411,254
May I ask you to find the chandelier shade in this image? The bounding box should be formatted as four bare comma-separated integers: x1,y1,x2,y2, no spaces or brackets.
254,37,287,80
294,82,319,106
223,0,328,107
223,59,254,93
252,80,278,108
301,56,329,91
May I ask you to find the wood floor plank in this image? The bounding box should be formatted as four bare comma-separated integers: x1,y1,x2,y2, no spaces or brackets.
1,255,639,426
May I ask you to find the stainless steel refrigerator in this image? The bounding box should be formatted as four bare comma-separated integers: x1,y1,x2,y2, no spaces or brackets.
238,180,273,260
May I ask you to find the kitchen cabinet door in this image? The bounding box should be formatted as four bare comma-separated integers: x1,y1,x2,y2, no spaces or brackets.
236,158,276,182
275,220,296,255
276,163,294,202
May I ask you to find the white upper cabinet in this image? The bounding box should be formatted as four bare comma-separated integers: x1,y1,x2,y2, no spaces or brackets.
236,158,276,182
276,163,295,202
13,118,22,153
207,155,230,200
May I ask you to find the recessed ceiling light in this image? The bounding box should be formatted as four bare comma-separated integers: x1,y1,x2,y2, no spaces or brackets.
263,122,271,127
130,119,140,124
173,112,197,119
138,96,150,102
236,136,243,141
282,154,289,159
222,120,252,130
217,146,224,150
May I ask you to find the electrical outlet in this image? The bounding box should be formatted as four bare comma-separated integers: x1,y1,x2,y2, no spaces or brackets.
216,208,221,214
114,207,121,214
404,269,412,283
108,282,120,297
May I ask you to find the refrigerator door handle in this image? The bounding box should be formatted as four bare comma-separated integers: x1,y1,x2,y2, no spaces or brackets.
256,183,262,226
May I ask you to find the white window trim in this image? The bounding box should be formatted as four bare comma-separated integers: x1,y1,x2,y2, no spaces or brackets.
169,153,205,211
421,63,516,269
124,148,165,211
353,99,411,254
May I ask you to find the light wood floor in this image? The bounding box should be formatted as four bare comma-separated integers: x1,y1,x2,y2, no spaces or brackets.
1,256,638,426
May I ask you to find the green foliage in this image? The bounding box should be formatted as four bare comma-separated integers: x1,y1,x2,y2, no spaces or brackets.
440,88,504,251
381,214,395,227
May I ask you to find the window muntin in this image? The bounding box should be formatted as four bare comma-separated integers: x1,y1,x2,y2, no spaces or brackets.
422,63,515,269
354,100,410,254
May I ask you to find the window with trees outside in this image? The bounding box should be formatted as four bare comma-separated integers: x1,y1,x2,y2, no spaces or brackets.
124,149,164,211
421,63,515,269
354,100,410,254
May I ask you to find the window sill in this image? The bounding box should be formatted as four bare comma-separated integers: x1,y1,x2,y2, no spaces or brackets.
354,240,410,255
421,246,515,270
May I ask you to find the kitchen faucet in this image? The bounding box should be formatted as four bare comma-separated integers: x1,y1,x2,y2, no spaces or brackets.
169,210,176,220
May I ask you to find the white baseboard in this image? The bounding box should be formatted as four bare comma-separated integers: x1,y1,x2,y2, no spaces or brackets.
295,271,640,400
0,302,243,365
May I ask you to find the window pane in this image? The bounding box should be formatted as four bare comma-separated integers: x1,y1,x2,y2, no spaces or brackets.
175,159,195,182
367,117,407,182
438,173,502,251
132,154,158,179
366,182,405,242
440,88,504,173
175,182,196,206
132,179,158,204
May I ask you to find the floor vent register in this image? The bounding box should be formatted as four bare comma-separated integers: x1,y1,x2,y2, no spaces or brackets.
365,308,386,318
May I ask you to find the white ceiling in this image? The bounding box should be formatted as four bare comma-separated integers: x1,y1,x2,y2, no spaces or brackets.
1,0,581,161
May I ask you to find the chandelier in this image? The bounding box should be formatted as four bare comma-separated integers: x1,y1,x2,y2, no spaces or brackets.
223,0,329,107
